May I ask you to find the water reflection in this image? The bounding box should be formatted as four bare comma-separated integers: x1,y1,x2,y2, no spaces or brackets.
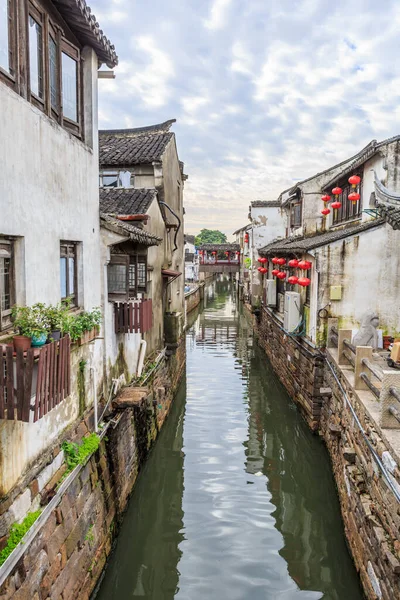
96,277,362,600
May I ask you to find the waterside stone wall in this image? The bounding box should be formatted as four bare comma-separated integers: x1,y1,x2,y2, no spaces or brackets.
185,283,204,316
321,351,400,600
251,306,325,431
249,304,400,600
0,340,185,600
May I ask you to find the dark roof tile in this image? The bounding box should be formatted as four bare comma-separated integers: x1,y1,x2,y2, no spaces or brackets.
99,188,156,215
260,219,385,255
100,214,161,246
99,132,173,167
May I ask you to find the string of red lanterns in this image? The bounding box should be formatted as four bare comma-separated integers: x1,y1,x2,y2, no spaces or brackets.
320,174,361,216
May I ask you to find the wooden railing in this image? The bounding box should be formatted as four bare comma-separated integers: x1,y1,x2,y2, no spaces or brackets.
114,299,153,334
0,336,71,423
327,318,400,429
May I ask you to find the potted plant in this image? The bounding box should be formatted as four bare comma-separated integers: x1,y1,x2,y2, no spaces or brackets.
11,306,33,351
29,303,50,347
46,303,68,342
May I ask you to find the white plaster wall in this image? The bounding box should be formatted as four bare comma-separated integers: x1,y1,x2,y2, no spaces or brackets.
315,224,400,335
250,206,285,302
0,48,105,494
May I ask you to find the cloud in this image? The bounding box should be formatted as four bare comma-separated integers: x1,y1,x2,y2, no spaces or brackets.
204,0,232,30
94,0,400,237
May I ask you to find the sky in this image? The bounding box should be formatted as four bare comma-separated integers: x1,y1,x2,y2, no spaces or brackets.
94,0,400,238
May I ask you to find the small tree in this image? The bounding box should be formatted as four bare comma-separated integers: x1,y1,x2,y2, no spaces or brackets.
195,229,227,246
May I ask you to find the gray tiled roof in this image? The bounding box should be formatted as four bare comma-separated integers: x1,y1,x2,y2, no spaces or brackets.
376,204,400,229
184,234,195,244
251,200,281,207
99,188,156,215
100,214,161,246
259,218,385,255
198,243,240,251
52,0,117,66
99,127,174,167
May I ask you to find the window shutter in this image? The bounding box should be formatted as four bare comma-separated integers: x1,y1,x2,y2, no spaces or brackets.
108,254,129,301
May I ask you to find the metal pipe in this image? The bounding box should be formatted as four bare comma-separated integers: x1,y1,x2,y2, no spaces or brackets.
137,339,147,378
89,366,98,433
325,358,400,503
158,201,181,252
97,378,119,426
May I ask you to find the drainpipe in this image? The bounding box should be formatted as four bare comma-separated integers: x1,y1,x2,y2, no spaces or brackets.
90,366,98,433
137,339,147,378
158,201,181,252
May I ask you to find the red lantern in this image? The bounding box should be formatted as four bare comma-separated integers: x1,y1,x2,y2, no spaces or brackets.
321,208,330,216
212,251,216,255
288,259,299,268
225,251,229,256
272,257,280,265
277,271,286,280
236,251,240,255
348,192,360,203
260,267,267,274
348,175,361,187
257,266,263,272
277,258,286,266
259,257,267,264
298,260,311,270
272,269,279,276
287,276,299,285
331,201,342,209
321,194,331,203
244,234,249,243
332,187,342,196
298,277,311,287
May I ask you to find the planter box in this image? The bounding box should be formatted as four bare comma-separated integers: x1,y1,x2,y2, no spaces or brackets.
76,327,99,347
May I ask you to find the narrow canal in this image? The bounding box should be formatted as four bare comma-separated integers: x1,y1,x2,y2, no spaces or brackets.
95,279,363,600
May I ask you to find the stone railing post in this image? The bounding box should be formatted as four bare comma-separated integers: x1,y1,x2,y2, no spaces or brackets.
354,346,373,390
380,372,400,429
338,329,353,366
327,317,338,349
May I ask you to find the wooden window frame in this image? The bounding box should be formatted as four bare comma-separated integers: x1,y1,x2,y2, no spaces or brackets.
108,254,130,302
128,254,147,298
290,195,302,229
27,2,45,110
60,38,81,136
0,239,15,332
60,242,78,306
0,0,18,88
332,178,362,225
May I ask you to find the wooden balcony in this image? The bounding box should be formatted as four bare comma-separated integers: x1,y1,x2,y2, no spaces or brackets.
0,336,71,423
114,299,153,334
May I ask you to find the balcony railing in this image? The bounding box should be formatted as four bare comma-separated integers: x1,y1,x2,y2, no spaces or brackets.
0,336,71,423
114,299,153,334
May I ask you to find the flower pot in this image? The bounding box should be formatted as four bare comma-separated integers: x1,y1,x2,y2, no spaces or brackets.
48,330,61,342
383,336,393,350
13,335,32,352
31,332,48,347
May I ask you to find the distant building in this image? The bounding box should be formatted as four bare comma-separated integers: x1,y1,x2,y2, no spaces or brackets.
184,234,199,282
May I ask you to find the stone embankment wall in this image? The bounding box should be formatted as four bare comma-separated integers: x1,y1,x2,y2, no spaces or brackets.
249,304,400,600
321,352,400,600
185,283,204,316
251,306,325,431
0,341,185,600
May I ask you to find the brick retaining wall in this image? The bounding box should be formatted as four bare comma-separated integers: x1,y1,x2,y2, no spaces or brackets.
0,340,185,600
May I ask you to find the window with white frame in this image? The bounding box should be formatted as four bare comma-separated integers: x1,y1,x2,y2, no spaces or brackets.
99,170,133,188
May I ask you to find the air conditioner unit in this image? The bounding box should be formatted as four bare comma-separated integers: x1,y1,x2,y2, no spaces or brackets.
265,279,276,307
284,291,302,333
277,292,285,313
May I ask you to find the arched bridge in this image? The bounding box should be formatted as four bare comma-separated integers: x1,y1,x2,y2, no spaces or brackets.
198,243,240,274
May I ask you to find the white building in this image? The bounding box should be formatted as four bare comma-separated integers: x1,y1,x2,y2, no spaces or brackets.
259,137,400,345
0,0,117,494
184,234,199,282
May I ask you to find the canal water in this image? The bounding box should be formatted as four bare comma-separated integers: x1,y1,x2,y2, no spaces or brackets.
95,279,363,600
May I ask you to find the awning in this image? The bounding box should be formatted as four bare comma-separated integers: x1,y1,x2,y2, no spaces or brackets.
162,269,182,278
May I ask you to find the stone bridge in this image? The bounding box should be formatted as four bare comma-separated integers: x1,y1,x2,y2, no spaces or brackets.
198,243,240,274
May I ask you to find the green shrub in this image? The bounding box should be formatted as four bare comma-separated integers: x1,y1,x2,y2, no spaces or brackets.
0,511,41,566
61,433,100,477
